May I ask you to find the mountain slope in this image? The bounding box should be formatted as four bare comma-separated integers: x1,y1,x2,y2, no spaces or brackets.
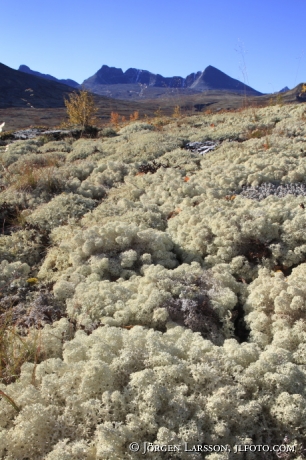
190,65,262,94
19,65,80,89
0,63,78,108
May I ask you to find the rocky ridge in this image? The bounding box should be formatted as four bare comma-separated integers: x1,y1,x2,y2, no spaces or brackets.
83,64,262,95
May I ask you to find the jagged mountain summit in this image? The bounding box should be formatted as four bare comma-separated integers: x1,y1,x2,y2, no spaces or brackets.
17,63,262,100
82,64,202,88
82,64,262,96
18,65,80,89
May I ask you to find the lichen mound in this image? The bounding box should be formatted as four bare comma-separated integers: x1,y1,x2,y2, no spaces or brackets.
1,104,306,458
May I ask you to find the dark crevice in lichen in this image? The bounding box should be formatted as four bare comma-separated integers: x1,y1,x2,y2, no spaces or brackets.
138,159,180,174
237,238,272,263
0,202,26,235
232,298,250,343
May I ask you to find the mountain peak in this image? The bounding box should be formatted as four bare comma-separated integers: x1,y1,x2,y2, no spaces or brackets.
190,65,261,95
83,63,261,94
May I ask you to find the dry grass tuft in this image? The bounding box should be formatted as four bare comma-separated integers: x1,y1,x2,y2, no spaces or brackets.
0,305,43,385
7,157,63,193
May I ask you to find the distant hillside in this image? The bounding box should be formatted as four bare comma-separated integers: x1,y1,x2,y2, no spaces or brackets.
0,63,78,108
18,65,80,89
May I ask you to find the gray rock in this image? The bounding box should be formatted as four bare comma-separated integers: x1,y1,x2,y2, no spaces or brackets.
185,141,218,155
7,128,81,142
236,182,306,200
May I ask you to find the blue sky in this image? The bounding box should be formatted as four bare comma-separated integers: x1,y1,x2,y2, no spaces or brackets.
1,0,305,94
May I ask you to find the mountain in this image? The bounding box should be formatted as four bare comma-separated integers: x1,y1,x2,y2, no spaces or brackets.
82,64,259,92
82,64,203,89
16,62,262,100
0,63,77,108
18,65,80,89
80,64,262,99
279,86,290,93
188,66,261,94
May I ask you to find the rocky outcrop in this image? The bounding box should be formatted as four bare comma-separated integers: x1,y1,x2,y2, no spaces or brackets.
5,128,86,141
185,141,218,155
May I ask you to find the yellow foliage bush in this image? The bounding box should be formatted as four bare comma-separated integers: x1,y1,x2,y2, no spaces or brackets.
64,89,98,129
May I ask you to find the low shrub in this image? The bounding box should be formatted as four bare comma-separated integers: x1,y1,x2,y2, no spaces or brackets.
64,89,98,130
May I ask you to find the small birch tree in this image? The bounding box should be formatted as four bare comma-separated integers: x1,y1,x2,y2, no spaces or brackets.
64,89,98,129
